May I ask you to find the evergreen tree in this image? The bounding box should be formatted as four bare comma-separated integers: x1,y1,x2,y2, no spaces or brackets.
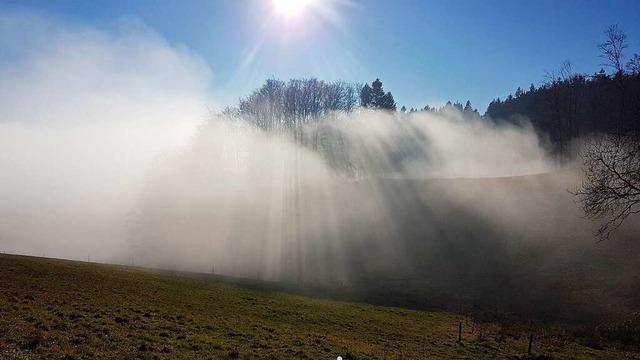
464,100,474,113
380,91,397,110
360,78,397,110
370,78,385,107
360,83,373,108
515,87,524,98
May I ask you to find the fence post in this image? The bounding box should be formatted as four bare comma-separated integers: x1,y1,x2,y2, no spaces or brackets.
527,333,534,355
458,321,462,342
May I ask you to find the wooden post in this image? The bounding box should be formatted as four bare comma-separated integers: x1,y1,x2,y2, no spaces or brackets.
527,333,533,355
458,321,462,342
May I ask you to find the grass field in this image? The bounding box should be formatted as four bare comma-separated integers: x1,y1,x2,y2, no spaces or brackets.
1,254,638,359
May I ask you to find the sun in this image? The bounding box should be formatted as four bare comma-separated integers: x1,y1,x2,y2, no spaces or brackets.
273,0,314,18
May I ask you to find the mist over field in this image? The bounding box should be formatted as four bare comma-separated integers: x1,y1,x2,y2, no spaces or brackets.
1,10,639,323
130,110,552,273
0,12,210,259
130,112,640,320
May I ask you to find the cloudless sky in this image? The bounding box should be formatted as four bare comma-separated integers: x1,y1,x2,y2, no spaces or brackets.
2,0,640,112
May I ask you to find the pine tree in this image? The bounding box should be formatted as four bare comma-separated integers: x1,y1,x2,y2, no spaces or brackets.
360,84,373,108
360,78,396,110
464,100,473,113
370,78,385,107
515,87,523,98
380,92,397,110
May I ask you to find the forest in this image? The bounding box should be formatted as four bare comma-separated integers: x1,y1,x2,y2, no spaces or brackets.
220,25,640,242
229,25,639,161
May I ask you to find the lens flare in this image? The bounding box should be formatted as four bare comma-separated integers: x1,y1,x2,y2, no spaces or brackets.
273,0,314,18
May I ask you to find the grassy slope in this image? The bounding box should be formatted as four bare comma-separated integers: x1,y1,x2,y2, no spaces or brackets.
0,254,637,359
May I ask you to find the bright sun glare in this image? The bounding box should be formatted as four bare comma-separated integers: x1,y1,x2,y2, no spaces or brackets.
273,0,314,18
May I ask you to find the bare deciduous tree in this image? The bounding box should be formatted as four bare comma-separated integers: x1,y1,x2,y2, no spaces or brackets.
237,78,359,130
576,134,640,241
599,24,628,74
576,25,640,241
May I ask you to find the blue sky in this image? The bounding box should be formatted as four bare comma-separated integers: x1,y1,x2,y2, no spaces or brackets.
2,0,640,112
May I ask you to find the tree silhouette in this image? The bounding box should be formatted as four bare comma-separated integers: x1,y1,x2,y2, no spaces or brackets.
370,78,385,107
360,78,396,110
379,91,397,110
237,78,359,130
576,25,640,241
360,83,373,108
515,87,523,98
575,134,640,241
599,24,628,74
463,100,477,114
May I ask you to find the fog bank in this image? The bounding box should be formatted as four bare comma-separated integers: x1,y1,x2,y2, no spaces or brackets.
1,12,639,322
0,12,210,260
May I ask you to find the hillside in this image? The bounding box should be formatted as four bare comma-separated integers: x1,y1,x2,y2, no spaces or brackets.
1,254,638,359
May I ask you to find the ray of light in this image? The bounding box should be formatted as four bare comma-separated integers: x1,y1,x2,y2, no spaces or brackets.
228,0,361,91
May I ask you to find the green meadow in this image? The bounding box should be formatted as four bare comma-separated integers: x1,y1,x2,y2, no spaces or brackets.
1,254,638,359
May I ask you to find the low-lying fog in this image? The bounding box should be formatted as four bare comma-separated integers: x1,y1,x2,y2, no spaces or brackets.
1,11,638,321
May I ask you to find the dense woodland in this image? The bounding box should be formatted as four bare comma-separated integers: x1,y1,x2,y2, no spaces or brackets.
228,26,639,163
228,65,639,162
222,25,640,241
484,25,640,241
486,25,640,159
229,78,359,129
232,63,639,158
486,63,640,157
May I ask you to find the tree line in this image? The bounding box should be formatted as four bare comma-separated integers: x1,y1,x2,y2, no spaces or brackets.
484,24,640,241
485,26,640,159
229,78,358,129
222,25,639,241
226,77,400,130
